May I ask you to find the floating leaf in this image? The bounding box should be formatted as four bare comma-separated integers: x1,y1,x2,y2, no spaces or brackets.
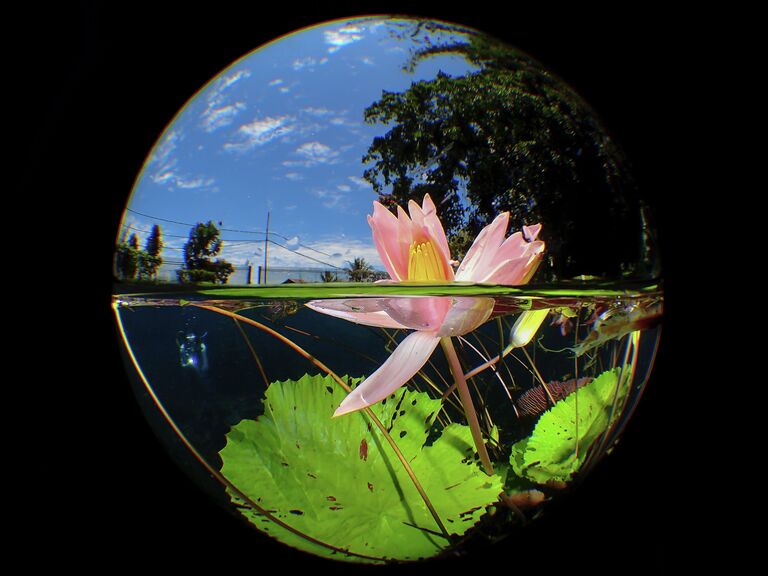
220,373,503,563
509,366,631,485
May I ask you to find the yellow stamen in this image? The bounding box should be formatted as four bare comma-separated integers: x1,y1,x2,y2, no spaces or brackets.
408,240,446,281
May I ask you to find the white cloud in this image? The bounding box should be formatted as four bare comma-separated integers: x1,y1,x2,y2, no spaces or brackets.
292,56,317,70
283,141,340,167
324,25,364,53
150,129,181,170
200,69,251,132
284,172,303,181
175,176,215,189
201,102,246,132
258,237,382,270
348,176,370,189
312,188,345,208
224,115,296,152
151,170,215,191
146,129,216,191
301,141,339,163
215,230,383,271
336,184,351,192
301,106,334,117
361,56,375,66
328,115,358,127
152,170,176,186
268,78,284,86
218,69,250,91
223,106,352,156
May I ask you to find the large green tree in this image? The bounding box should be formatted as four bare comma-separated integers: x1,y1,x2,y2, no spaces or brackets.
138,224,164,280
178,221,234,284
114,231,140,280
362,22,654,280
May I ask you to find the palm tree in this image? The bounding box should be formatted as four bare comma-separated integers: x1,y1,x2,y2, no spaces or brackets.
320,270,338,282
344,257,374,282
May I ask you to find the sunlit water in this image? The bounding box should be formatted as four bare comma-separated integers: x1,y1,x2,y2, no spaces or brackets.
113,282,661,564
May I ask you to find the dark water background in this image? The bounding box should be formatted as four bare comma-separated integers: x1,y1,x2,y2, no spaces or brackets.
113,289,663,569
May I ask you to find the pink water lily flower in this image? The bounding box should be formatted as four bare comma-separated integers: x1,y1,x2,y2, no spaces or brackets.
308,194,545,417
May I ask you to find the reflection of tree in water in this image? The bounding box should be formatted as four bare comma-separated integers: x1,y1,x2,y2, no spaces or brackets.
363,20,658,281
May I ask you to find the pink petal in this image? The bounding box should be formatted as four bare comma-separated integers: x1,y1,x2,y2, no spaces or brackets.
334,330,441,416
396,204,414,248
494,231,530,262
408,197,425,226
492,228,544,265
477,258,529,285
368,202,408,281
419,194,454,280
381,296,452,331
520,252,544,283
478,245,545,284
455,216,546,285
305,299,410,329
454,213,510,281
523,223,542,242
436,297,494,337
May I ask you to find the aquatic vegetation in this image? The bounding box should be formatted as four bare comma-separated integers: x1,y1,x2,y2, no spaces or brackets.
509,367,632,485
220,373,503,563
508,308,550,348
116,284,658,563
515,377,593,418
570,299,662,357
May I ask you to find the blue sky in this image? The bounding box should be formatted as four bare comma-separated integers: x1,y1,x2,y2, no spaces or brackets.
120,17,478,275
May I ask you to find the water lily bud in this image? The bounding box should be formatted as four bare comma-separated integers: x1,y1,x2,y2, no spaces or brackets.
509,309,550,348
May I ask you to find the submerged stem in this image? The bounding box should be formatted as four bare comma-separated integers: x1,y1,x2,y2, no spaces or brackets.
232,318,270,388
440,336,494,476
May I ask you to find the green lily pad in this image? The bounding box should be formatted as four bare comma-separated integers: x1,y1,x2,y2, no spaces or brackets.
509,367,631,485
220,373,503,563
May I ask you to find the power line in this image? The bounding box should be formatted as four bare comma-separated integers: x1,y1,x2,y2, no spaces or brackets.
124,207,338,258
267,239,343,270
120,220,343,270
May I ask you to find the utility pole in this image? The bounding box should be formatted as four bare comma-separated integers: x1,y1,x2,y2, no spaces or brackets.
263,211,270,284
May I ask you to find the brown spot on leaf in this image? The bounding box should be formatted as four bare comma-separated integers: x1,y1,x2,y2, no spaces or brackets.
359,438,368,461
367,482,374,492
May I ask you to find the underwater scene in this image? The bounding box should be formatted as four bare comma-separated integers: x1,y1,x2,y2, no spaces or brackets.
114,279,661,563
112,14,663,565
